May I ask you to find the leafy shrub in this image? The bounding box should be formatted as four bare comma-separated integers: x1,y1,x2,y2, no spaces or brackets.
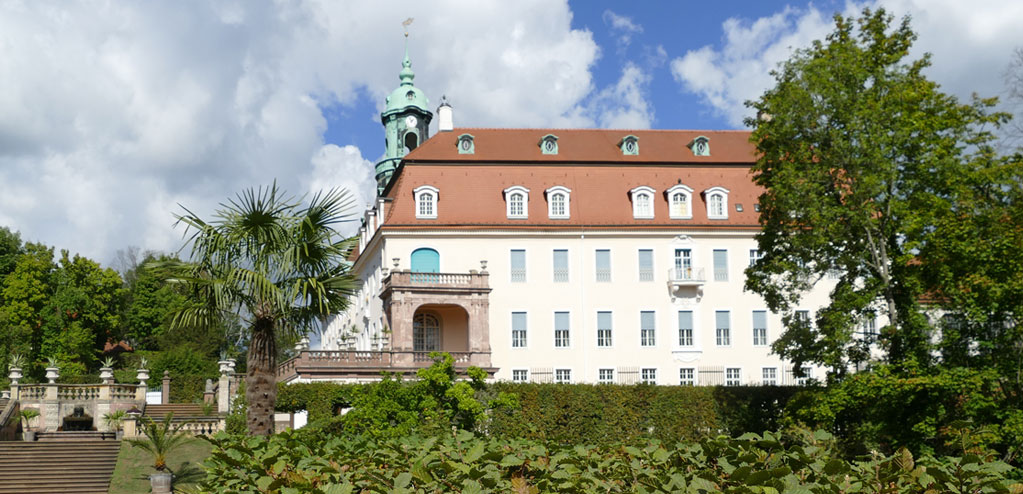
786,365,1023,463
193,428,1023,493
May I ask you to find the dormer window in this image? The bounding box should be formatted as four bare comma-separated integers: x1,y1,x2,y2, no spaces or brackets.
689,136,710,156
457,134,475,154
704,186,729,220
630,186,655,219
546,186,571,219
539,134,559,155
414,185,439,219
504,186,529,219
666,184,694,219
619,135,639,156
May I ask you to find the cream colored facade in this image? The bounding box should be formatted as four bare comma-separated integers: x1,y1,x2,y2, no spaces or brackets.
323,225,837,385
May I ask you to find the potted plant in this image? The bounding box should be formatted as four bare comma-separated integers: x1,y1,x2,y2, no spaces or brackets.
7,354,24,385
44,357,60,383
19,408,40,441
103,409,127,440
128,412,188,494
99,356,115,384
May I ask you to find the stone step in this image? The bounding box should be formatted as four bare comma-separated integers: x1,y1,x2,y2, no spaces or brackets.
0,440,120,493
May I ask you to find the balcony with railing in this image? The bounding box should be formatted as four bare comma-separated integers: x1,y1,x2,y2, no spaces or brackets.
668,267,706,286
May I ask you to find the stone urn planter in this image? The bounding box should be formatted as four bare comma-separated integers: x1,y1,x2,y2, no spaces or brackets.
8,366,22,385
137,368,150,386
23,430,36,442
150,472,172,493
45,366,60,384
218,359,233,375
99,367,114,384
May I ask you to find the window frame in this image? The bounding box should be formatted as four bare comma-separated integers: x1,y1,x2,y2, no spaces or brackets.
553,311,571,349
511,311,528,349
595,249,612,282
679,367,697,386
715,310,731,347
640,310,656,347
641,368,657,384
511,369,529,383
554,368,572,384
504,185,529,219
546,186,571,219
762,367,778,386
596,310,613,348
509,249,527,283
637,248,654,282
704,186,730,220
552,248,570,283
630,186,656,219
713,249,729,282
598,368,615,384
666,184,694,220
725,367,742,386
413,185,439,220
752,310,769,347
678,310,695,347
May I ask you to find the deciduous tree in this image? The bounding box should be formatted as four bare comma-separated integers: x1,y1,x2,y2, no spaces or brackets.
744,9,1007,376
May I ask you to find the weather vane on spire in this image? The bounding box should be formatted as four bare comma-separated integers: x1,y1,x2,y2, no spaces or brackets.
402,17,414,38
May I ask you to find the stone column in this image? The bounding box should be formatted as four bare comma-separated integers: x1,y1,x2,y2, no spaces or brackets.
161,370,171,404
44,384,59,432
389,292,415,367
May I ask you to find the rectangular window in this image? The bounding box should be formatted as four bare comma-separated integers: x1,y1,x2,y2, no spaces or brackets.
794,310,811,329
795,367,813,386
715,310,731,346
638,249,653,281
512,369,528,383
598,368,614,384
713,249,729,281
511,251,527,282
752,310,768,346
726,368,741,386
640,311,656,347
597,311,613,347
762,367,777,386
555,369,571,384
595,249,611,282
641,368,657,384
553,249,569,283
511,312,527,348
679,368,696,386
678,310,694,346
749,249,763,267
510,249,526,283
554,311,570,348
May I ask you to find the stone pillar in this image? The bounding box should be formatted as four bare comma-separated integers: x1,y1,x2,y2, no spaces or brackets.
161,370,171,404
203,379,215,404
44,384,59,432
389,291,415,367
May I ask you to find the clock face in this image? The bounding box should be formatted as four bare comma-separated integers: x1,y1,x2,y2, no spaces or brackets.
405,115,418,128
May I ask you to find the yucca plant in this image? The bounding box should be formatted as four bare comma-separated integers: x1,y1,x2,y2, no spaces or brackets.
18,408,40,431
128,413,188,471
103,410,127,432
101,356,115,368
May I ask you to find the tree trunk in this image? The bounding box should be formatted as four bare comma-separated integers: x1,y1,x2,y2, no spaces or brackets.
246,316,277,435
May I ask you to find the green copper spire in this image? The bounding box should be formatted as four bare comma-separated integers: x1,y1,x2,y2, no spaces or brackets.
375,28,433,195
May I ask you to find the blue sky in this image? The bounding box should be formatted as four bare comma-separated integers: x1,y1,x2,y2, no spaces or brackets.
0,0,1021,266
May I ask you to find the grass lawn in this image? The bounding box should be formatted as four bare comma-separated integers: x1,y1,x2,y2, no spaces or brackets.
107,436,212,494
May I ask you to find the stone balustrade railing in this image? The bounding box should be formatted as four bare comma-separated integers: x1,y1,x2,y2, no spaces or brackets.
278,350,489,380
122,415,225,439
386,270,490,289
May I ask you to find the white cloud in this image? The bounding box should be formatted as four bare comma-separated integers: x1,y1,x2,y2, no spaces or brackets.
603,10,643,49
0,0,632,265
670,1,1023,128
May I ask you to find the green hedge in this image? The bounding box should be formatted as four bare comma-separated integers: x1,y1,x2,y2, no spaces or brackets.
489,383,801,446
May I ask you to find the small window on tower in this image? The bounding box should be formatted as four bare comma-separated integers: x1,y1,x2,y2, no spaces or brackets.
457,134,475,154
406,90,415,101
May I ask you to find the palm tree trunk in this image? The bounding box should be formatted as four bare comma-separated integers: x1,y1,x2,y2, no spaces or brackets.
246,316,277,435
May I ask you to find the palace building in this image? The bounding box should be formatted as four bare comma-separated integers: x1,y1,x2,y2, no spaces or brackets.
279,48,835,386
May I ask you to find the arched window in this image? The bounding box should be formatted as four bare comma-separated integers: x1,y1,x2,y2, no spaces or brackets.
704,186,729,220
404,131,418,152
413,313,440,351
504,185,529,219
666,184,693,219
413,185,438,219
546,186,571,219
630,186,655,219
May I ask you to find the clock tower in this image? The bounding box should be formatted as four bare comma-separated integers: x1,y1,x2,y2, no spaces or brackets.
376,37,433,194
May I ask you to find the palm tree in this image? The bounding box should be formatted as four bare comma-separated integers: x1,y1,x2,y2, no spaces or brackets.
162,183,358,435
128,413,188,471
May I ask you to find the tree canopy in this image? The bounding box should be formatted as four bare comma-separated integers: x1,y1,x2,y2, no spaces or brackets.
163,183,359,435
744,8,1012,377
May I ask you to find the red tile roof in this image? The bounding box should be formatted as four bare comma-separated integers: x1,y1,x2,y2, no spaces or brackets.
403,128,755,164
369,128,762,233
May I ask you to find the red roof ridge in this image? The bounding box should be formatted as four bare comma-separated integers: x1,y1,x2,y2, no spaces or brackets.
447,127,751,133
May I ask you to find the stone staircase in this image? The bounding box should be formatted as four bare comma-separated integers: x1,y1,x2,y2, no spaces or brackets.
143,403,206,419
0,440,120,494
